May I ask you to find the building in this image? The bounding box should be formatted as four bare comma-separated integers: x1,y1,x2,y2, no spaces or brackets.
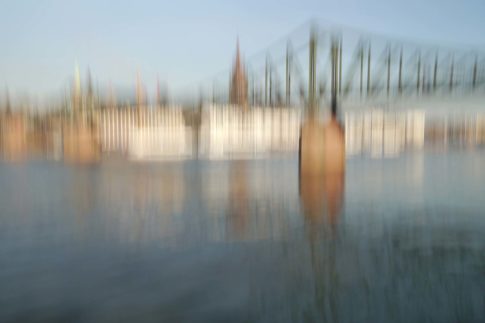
229,41,248,107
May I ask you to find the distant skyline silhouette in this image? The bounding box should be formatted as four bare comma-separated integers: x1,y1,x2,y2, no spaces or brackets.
1,0,484,102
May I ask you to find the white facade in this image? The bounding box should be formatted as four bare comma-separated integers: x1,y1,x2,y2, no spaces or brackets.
345,109,425,158
95,106,485,161
198,104,301,159
97,107,193,160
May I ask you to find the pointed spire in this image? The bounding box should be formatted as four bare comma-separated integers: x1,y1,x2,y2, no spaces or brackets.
135,71,145,108
86,68,93,96
86,68,95,110
108,81,116,109
236,37,240,63
72,61,82,112
5,86,11,114
234,37,244,76
74,62,81,97
156,76,160,107
230,38,248,107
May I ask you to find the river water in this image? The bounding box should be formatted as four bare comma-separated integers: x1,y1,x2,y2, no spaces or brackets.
0,149,484,322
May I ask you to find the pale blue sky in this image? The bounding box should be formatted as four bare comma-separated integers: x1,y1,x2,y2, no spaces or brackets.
1,0,484,101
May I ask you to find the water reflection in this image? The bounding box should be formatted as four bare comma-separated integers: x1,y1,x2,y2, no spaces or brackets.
0,153,484,322
298,172,345,322
300,173,344,230
69,167,96,237
228,161,250,240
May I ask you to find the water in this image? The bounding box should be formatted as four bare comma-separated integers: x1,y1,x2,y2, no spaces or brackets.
0,150,484,322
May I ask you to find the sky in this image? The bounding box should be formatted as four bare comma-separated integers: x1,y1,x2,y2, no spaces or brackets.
1,0,484,104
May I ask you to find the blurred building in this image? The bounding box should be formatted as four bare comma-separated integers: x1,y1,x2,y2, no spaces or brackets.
72,64,82,112
344,110,426,158
198,104,301,159
229,41,248,107
136,72,146,109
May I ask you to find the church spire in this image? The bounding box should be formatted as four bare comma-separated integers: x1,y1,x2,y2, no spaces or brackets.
136,71,145,108
5,86,11,114
229,39,248,107
235,37,240,66
72,62,82,111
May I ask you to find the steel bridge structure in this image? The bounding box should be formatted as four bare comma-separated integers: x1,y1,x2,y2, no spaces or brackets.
203,21,485,114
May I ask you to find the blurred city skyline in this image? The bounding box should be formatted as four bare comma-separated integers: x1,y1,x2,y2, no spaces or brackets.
1,0,485,103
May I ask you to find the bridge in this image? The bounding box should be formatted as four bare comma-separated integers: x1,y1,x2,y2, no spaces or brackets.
200,21,485,113
195,21,485,175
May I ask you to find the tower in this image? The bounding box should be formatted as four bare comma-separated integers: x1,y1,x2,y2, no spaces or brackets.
156,76,161,107
229,40,248,107
136,72,146,109
86,68,94,111
5,87,11,114
72,63,82,111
